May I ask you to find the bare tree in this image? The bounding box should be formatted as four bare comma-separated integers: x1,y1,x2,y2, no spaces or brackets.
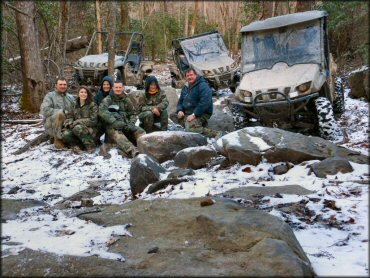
14,1,46,112
96,0,103,54
55,0,69,75
190,0,198,35
184,3,189,36
107,1,116,78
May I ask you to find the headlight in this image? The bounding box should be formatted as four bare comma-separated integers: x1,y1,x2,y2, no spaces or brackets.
230,61,238,69
240,90,252,97
103,62,108,67
296,81,311,93
203,70,213,76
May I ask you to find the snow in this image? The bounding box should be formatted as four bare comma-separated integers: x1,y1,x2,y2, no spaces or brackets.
1,67,369,275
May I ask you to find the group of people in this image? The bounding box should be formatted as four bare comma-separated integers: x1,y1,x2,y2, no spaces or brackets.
40,68,218,158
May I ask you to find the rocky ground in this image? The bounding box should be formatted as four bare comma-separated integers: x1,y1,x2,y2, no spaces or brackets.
1,64,369,276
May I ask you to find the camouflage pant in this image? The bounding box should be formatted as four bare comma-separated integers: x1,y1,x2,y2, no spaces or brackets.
61,124,97,148
106,126,145,155
170,112,217,138
139,109,168,133
43,110,65,139
95,119,108,144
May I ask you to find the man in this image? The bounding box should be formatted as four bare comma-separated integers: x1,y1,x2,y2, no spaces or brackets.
138,75,169,133
172,68,217,138
99,80,145,158
40,77,75,149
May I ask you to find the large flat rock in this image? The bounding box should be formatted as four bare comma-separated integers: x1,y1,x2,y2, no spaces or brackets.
217,185,315,200
81,198,313,276
2,198,314,276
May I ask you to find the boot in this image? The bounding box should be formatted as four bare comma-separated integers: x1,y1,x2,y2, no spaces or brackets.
129,147,139,158
54,137,65,149
85,144,96,154
72,146,82,154
99,143,111,159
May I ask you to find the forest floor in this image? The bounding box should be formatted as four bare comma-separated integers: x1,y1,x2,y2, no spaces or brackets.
1,64,369,276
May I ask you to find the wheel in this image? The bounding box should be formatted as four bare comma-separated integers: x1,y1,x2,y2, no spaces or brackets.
314,97,344,143
231,104,249,130
333,77,345,115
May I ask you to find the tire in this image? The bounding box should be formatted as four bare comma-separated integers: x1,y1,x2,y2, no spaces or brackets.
314,97,344,143
171,77,177,88
231,104,249,130
333,77,345,115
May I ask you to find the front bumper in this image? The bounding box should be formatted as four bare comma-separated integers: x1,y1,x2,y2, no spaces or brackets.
74,67,107,84
229,92,319,108
205,69,239,88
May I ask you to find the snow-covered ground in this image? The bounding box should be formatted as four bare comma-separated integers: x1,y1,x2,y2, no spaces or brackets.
1,70,369,276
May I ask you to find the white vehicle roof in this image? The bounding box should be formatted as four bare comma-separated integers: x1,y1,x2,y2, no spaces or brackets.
240,10,327,33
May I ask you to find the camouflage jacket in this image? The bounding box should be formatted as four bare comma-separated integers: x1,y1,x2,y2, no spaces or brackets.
40,90,75,120
99,92,138,127
140,90,169,113
65,98,98,127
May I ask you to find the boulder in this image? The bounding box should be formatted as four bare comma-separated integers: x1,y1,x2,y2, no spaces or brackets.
174,146,217,169
129,154,166,196
208,105,235,132
137,131,208,163
348,68,369,100
273,162,294,175
161,86,179,116
309,157,354,178
215,126,368,165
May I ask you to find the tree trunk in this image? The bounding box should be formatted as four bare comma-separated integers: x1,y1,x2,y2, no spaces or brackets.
96,0,102,54
120,1,129,30
190,0,198,35
15,1,46,113
107,2,116,78
184,3,189,36
56,0,69,75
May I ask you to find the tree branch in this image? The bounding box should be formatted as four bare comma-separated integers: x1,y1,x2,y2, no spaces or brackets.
4,2,30,16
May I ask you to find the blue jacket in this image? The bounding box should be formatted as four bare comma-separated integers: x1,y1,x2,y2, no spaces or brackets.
177,76,213,117
94,76,114,105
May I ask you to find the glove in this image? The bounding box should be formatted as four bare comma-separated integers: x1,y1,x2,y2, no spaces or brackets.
111,120,125,130
71,119,84,128
63,119,73,128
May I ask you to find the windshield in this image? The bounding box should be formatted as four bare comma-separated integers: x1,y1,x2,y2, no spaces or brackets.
180,33,229,63
242,22,322,73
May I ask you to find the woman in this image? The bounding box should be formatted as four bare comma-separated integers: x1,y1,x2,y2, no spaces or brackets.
62,86,98,153
94,76,114,145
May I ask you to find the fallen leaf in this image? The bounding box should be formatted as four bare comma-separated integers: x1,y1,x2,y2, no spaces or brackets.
200,197,215,207
242,167,252,173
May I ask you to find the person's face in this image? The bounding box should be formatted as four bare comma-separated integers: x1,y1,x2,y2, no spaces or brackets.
56,80,68,93
186,71,197,85
113,82,124,95
102,81,111,92
79,88,88,101
149,83,158,91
